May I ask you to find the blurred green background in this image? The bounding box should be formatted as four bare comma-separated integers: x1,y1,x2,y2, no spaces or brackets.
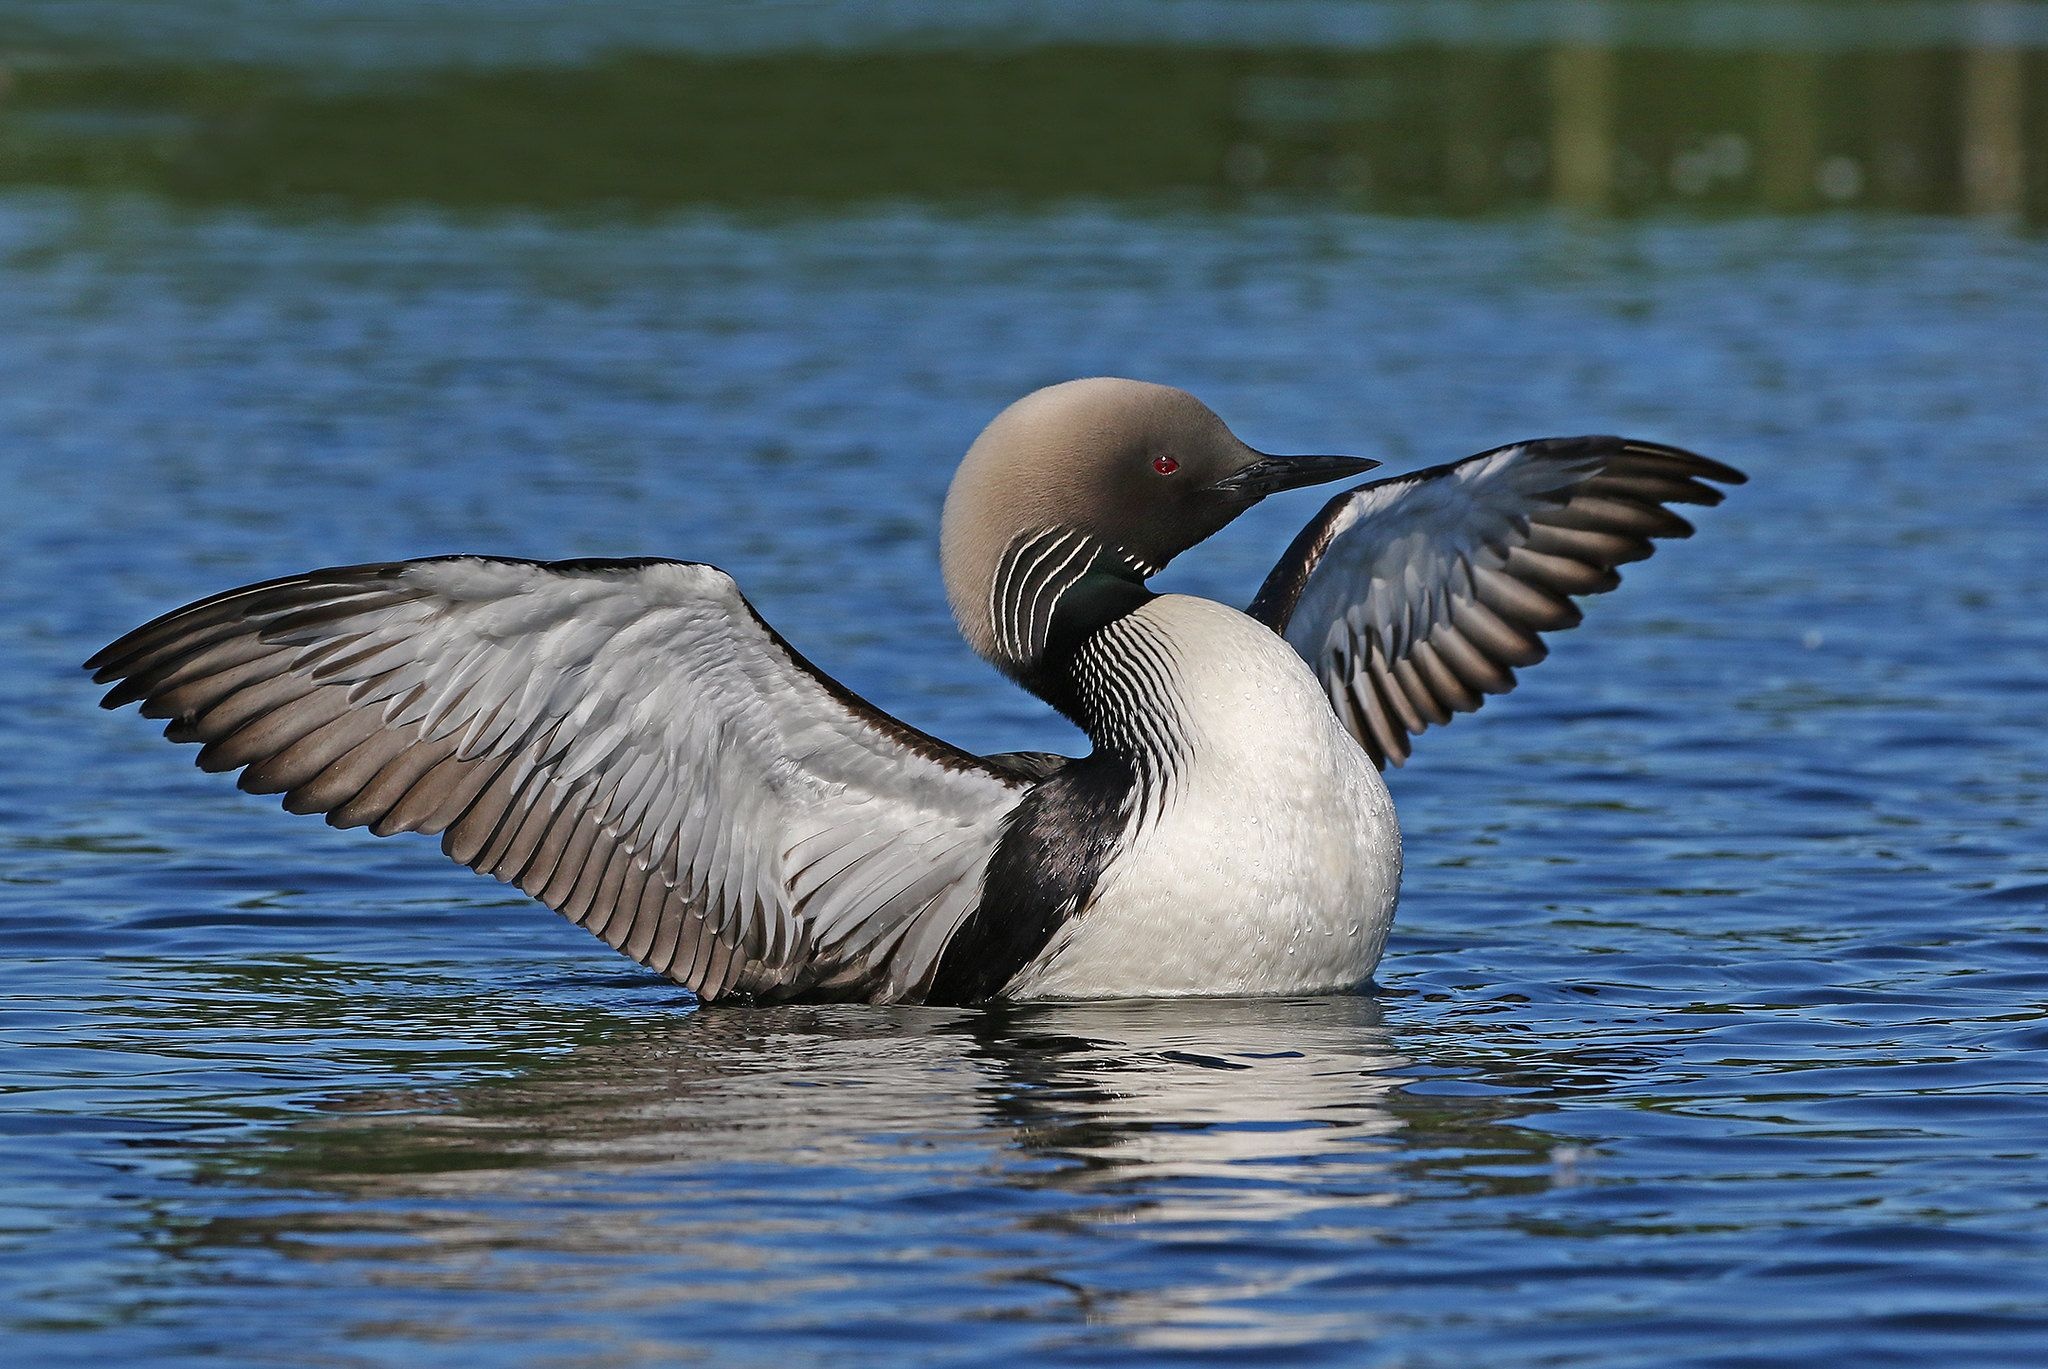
2,0,2042,221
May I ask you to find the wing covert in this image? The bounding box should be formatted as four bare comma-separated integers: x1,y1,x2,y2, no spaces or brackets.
88,556,1027,1001
1249,437,1745,768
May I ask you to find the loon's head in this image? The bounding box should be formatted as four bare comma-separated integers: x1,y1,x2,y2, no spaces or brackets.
941,378,1377,681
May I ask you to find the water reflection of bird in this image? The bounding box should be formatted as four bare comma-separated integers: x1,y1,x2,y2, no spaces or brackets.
168,998,1596,1355
233,998,1426,1220
90,379,1741,1003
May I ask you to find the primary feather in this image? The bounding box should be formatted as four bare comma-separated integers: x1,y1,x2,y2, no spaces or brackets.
88,556,1026,1002
1249,437,1746,768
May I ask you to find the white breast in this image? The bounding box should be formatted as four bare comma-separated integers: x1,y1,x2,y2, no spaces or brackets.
1002,595,1400,1000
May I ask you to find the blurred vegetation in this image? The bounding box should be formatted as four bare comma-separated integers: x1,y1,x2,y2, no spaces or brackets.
0,41,2041,219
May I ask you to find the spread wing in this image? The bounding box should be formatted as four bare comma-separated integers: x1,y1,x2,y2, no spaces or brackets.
87,556,1028,1002
1248,437,1745,768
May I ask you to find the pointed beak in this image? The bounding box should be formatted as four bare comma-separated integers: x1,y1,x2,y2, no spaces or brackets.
1209,452,1381,499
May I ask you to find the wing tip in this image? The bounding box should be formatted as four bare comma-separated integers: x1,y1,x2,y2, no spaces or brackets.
1614,438,1749,488
96,678,145,711
85,636,152,681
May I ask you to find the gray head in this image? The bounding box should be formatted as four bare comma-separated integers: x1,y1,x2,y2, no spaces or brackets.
940,378,1376,680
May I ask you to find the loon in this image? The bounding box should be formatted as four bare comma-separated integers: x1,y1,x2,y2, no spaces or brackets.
87,379,1743,1004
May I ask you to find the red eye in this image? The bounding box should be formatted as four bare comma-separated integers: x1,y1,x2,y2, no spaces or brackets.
1152,455,1180,475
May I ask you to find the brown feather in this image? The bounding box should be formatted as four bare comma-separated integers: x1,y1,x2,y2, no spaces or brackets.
285,728,411,817
480,781,560,881
1388,655,1450,728
143,654,297,727
1448,595,1549,668
1470,563,1580,631
621,874,674,962
1502,544,1622,596
241,706,382,796
378,751,490,837
1411,637,1480,714
442,755,531,864
515,793,589,898
1523,519,1655,567
1431,623,1517,696
539,808,606,910
331,738,451,831
1544,495,1695,540
197,689,350,774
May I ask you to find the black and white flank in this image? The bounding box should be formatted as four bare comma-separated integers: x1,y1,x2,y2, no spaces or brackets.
88,379,1743,1004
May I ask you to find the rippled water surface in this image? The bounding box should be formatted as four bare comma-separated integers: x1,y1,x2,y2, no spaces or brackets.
5,185,2048,1366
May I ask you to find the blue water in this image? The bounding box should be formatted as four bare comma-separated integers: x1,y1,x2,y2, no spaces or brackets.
5,193,2048,1366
